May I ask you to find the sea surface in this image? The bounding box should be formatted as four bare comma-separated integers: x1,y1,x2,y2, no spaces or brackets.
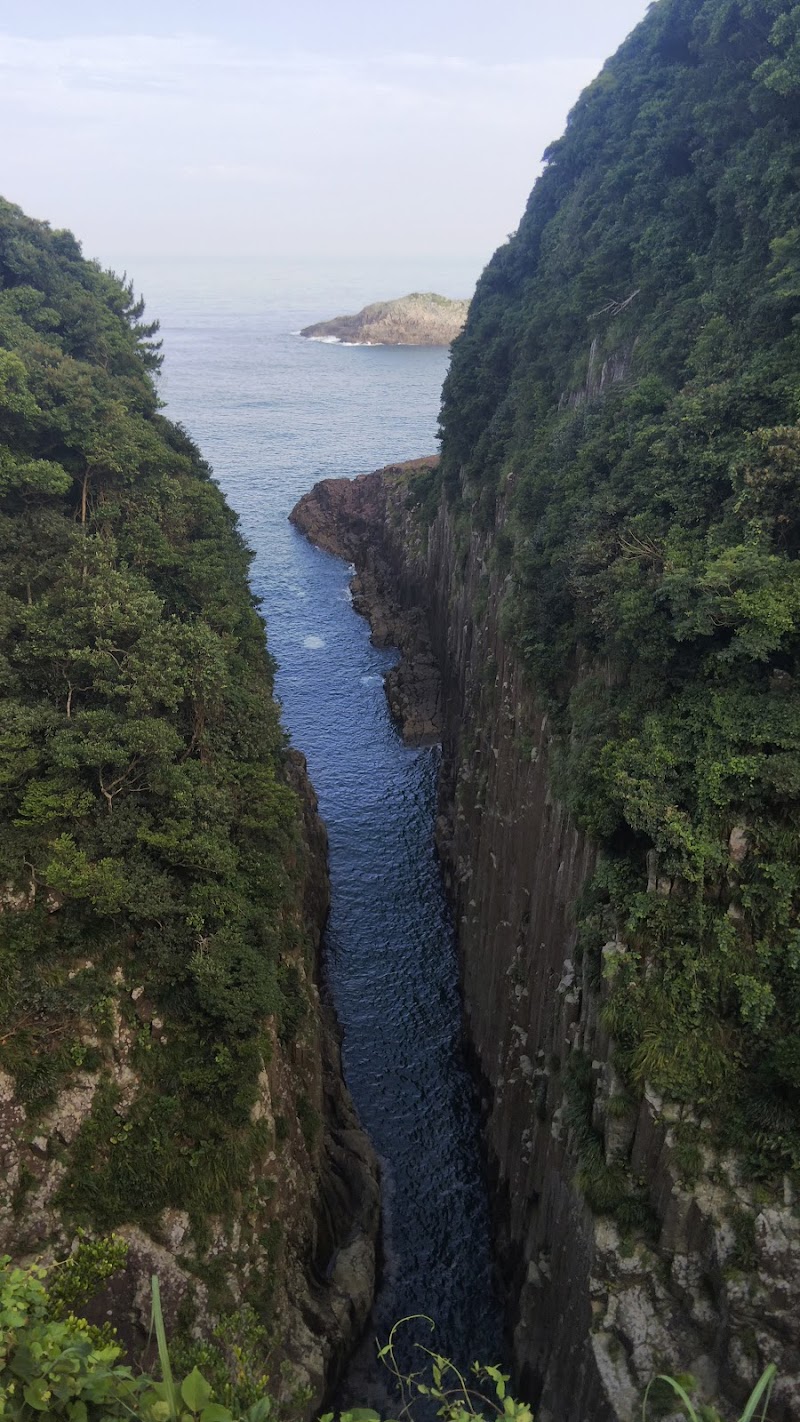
141,256,504,1398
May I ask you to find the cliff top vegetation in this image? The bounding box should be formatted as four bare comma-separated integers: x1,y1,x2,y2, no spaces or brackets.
437,0,800,1176
0,195,311,1233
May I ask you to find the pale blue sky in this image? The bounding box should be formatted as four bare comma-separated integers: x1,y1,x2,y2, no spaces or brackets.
1,1,652,272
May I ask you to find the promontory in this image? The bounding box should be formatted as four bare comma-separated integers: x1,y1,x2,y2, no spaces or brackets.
300,291,468,346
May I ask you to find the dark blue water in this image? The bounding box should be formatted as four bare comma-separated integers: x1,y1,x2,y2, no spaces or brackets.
143,257,502,1395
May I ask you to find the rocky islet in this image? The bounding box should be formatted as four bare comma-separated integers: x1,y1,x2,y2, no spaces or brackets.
300,293,468,347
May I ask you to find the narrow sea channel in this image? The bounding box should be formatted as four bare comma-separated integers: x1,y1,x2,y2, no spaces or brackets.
146,258,503,1398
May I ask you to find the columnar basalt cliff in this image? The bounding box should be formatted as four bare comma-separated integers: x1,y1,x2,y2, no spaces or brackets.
297,1,800,1415
291,461,443,744
291,464,800,1420
292,2,800,1398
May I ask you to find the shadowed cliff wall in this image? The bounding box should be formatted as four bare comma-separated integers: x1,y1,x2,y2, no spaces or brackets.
291,467,800,1422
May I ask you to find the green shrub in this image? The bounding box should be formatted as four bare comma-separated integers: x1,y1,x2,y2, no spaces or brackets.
0,195,311,1229
437,0,800,1177
0,1258,779,1422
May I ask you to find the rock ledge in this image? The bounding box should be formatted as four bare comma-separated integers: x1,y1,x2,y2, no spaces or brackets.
289,460,442,743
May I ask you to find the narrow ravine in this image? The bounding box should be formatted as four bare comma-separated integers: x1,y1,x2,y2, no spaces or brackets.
149,263,503,1398
276,541,503,1405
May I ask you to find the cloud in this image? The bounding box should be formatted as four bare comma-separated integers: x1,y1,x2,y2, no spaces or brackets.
0,32,598,105
0,30,603,259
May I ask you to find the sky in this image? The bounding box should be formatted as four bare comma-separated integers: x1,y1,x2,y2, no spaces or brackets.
0,0,653,275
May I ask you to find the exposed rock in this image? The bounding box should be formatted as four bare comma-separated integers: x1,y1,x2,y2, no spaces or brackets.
290,461,442,744
41,1075,98,1145
1,879,35,912
300,293,468,347
0,755,379,1418
295,466,800,1421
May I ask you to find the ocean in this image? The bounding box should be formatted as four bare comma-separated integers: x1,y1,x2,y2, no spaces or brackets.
137,254,504,1397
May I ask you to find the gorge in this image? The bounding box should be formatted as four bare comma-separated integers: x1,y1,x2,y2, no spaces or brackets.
292,460,800,1421
2,0,800,1418
290,0,800,1412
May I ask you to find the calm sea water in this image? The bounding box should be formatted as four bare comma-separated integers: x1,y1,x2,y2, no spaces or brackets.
141,257,503,1396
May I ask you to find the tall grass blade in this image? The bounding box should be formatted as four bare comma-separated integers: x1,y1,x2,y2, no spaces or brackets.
740,1365,777,1422
151,1274,179,1419
643,1375,700,1422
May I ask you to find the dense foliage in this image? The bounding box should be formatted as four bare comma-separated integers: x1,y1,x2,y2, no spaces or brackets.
438,0,800,1172
0,1252,777,1422
0,1249,278,1422
0,198,309,1225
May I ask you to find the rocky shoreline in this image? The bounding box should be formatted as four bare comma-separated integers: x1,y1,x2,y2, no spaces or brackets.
290,460,443,744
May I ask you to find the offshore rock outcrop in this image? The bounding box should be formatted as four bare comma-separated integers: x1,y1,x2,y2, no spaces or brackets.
290,469,800,1422
300,294,468,347
0,754,379,1414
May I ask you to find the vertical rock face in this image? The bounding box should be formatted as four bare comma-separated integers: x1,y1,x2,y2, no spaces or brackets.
290,468,800,1422
290,464,443,743
278,754,382,1404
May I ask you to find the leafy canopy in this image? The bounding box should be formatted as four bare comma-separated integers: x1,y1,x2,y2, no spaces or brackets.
0,197,310,1226
438,0,800,1172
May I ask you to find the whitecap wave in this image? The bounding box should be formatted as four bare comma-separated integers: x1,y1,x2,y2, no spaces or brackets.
303,634,325,649
298,334,386,346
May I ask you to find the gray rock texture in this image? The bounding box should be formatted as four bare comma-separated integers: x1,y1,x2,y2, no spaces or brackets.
290,461,442,744
300,293,468,346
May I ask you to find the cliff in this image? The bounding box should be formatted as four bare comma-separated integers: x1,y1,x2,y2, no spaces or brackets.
291,3,800,1409
290,464,800,1421
291,460,442,743
300,293,469,346
0,750,379,1405
0,197,378,1408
